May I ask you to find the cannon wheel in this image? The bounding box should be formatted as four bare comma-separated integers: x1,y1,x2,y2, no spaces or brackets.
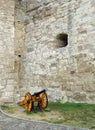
24,92,32,112
25,100,32,112
39,92,48,109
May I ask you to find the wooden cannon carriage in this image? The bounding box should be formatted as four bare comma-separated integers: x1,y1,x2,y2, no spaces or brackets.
19,89,48,112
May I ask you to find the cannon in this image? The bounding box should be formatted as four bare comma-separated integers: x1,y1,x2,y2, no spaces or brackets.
19,89,48,112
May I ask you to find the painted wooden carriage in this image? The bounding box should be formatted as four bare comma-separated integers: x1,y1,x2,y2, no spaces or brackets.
19,89,48,112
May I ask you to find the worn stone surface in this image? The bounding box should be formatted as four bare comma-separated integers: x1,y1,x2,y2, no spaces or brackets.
0,0,95,103
14,0,26,102
0,0,15,104
21,0,95,103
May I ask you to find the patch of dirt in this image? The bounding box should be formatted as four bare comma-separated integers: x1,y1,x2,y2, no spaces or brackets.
1,105,62,122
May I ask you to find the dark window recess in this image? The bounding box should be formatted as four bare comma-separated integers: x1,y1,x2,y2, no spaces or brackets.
56,33,68,47
18,55,21,57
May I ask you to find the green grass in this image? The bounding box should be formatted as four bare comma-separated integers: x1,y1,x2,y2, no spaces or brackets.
48,102,95,129
1,105,16,114
24,107,50,116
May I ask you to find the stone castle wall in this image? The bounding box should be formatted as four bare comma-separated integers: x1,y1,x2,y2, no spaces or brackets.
0,0,26,104
0,0,15,104
0,0,95,104
14,0,26,102
22,0,95,103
